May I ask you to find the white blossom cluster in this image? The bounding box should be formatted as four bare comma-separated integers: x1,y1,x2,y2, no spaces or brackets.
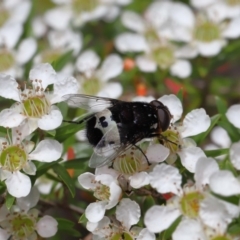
0,0,240,239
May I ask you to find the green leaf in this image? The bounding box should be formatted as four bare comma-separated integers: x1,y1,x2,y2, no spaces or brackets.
228,223,240,235
5,193,15,209
52,50,73,71
176,88,184,103
61,157,89,169
78,213,88,226
205,148,229,158
45,129,56,137
218,120,240,142
192,114,221,144
35,160,60,179
53,163,75,197
215,96,228,114
56,218,81,237
55,124,84,143
162,216,181,240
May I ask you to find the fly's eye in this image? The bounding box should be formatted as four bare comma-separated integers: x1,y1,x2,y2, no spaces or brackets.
157,108,171,131
150,100,171,131
150,100,164,108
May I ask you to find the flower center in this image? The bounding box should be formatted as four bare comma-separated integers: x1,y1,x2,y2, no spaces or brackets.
113,148,148,175
41,49,62,64
194,21,220,42
144,28,160,46
161,129,182,154
0,212,36,239
226,0,240,6
0,49,14,71
0,145,27,172
94,183,110,201
111,232,133,240
22,96,50,118
152,46,174,69
180,191,204,218
0,8,9,27
82,78,101,95
72,0,98,13
212,236,231,240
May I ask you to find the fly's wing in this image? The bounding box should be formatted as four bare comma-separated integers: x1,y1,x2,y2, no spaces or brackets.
63,94,121,112
89,128,147,168
89,124,122,168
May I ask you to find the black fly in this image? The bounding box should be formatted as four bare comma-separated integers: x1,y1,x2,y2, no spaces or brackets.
63,94,172,168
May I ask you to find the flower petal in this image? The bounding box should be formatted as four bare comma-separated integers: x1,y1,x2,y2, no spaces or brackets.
209,170,240,196
121,11,146,32
149,164,182,195
29,63,57,90
223,17,240,39
194,157,219,189
144,205,181,233
44,7,72,30
97,82,123,99
5,171,31,198
78,172,96,190
85,201,108,223
178,146,206,173
76,50,100,74
51,75,80,104
16,37,37,65
0,109,26,128
129,172,150,189
199,195,233,231
172,219,205,240
28,139,62,162
136,55,157,72
23,161,36,175
16,187,40,211
196,40,225,57
37,106,63,131
180,108,210,138
158,94,183,122
210,126,231,148
226,104,240,128
137,228,156,240
116,198,140,230
146,144,170,163
230,141,240,170
36,215,58,238
170,59,192,78
97,54,123,82
114,33,148,52
0,74,20,101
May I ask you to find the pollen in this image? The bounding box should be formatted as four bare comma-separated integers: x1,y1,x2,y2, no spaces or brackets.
94,184,111,201
0,145,27,172
1,212,36,239
194,21,220,42
20,81,50,118
161,129,182,154
180,191,204,218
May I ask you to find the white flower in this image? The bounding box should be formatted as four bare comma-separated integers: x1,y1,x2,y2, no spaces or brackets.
0,37,37,78
0,187,58,239
0,0,31,49
43,0,132,29
0,130,62,197
75,50,123,98
226,104,240,129
0,63,79,136
158,94,210,173
33,29,82,69
78,172,122,222
87,199,155,240
115,6,192,78
160,1,240,57
230,141,240,170
145,157,239,235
